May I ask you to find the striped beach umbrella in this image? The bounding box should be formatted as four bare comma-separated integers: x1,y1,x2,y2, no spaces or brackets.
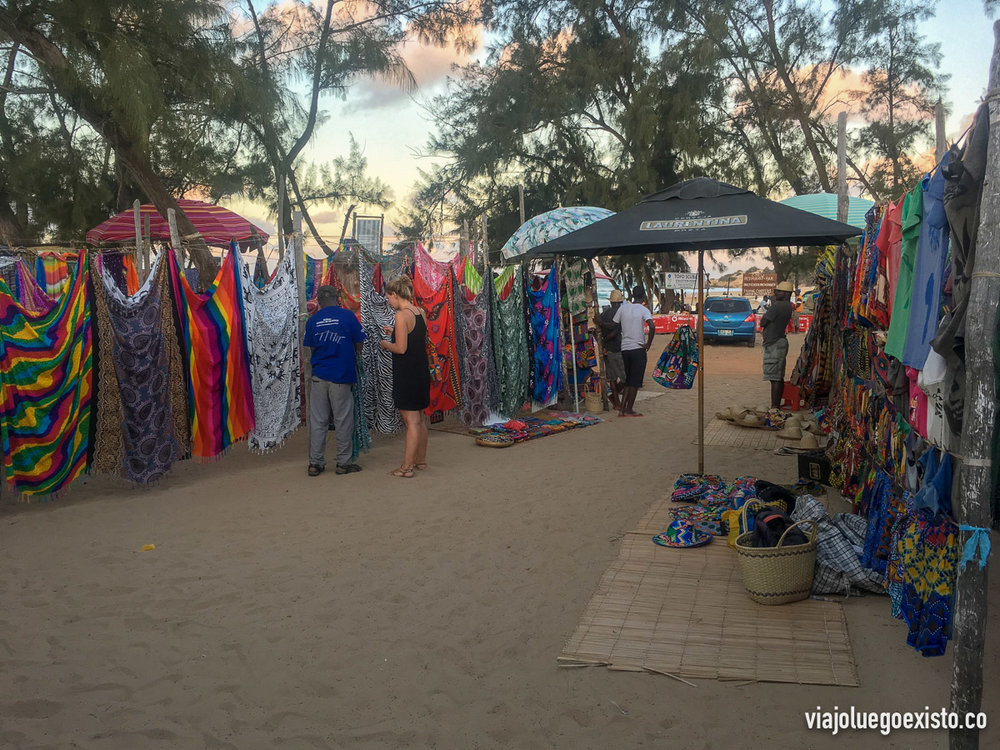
86,199,269,249
501,206,614,260
777,193,874,229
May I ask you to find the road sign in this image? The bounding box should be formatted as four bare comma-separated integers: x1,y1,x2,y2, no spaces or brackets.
662,271,705,289
742,272,777,296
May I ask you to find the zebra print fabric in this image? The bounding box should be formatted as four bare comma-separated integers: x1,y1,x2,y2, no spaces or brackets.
359,257,402,434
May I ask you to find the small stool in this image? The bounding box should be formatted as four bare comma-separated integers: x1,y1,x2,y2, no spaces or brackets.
781,381,804,411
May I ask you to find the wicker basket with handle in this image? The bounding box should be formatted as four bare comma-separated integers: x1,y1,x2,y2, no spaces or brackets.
733,519,818,605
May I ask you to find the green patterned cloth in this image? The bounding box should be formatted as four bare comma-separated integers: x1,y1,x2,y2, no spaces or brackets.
562,259,588,320
491,266,531,417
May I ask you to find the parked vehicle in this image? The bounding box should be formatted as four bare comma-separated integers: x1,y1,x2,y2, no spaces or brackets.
702,296,756,347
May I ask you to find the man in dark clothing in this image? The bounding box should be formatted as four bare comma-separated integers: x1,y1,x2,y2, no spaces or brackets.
597,289,625,409
760,280,795,409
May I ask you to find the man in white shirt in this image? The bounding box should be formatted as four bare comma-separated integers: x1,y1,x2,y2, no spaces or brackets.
612,285,655,417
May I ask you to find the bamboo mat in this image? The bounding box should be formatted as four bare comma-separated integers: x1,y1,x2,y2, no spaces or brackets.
695,418,786,451
559,496,858,686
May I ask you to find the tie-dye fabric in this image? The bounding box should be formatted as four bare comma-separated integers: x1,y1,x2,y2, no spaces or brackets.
34,252,74,297
527,264,562,408
414,246,461,416
0,255,92,497
168,248,255,459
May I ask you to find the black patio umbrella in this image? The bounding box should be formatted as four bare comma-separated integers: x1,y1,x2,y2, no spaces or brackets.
524,177,861,474
525,177,861,258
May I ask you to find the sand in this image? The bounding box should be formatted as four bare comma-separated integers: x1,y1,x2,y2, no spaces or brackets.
1,333,997,749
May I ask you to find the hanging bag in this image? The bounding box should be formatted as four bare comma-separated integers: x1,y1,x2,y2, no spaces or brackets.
652,325,698,389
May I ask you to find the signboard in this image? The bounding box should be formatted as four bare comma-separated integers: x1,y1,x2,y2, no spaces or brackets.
353,215,383,254
640,214,747,231
742,272,777,296
661,271,707,289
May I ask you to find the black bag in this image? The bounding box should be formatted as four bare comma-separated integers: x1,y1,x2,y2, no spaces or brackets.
754,480,798,516
751,506,808,548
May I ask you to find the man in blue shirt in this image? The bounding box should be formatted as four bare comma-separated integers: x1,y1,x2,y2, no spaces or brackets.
303,286,366,476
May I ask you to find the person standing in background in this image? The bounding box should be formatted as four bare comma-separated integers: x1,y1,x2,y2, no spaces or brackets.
760,280,795,411
597,289,626,410
613,285,655,417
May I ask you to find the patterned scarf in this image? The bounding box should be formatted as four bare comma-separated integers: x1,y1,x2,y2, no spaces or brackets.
15,259,56,314
563,258,588,320
491,265,531,418
527,264,562,407
359,256,402,433
0,255,92,497
169,248,255,459
457,263,500,425
91,252,189,483
414,245,461,416
34,252,74,297
237,247,302,453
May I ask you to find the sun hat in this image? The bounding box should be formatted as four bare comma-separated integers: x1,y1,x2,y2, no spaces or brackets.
775,280,794,292
653,519,713,548
715,407,736,421
776,424,803,440
798,433,820,449
609,289,624,302
738,411,762,428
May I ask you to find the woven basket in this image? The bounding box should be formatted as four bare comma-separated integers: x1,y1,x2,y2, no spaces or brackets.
475,434,515,448
734,520,818,605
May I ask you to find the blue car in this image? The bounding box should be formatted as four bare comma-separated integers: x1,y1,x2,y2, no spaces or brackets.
702,296,756,347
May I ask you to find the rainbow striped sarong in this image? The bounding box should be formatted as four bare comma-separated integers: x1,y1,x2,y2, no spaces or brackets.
168,249,255,459
0,255,93,497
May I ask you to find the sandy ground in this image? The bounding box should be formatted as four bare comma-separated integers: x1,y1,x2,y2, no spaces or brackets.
1,333,997,749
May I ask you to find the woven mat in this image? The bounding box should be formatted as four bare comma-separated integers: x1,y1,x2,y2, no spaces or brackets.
694,418,787,451
559,495,858,686
427,418,473,437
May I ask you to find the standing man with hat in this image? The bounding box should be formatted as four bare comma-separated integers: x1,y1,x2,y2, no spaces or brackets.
597,289,626,410
760,280,795,410
612,285,655,417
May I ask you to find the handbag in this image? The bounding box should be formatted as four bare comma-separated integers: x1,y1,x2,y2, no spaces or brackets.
652,325,698,389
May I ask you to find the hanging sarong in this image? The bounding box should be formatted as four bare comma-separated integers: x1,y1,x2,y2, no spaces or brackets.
91,252,189,483
237,246,302,453
527,264,562,408
563,258,588,319
352,358,372,459
0,255,92,497
0,257,17,296
491,265,531,418
34,252,73,297
359,256,402,433
15,259,56,314
321,262,361,313
168,248,255,459
457,263,500,425
414,245,461,416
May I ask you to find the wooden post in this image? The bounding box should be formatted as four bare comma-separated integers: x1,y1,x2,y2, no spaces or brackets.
837,111,849,224
949,22,1000,750
461,220,469,262
697,248,705,474
518,184,525,225
936,99,947,163
132,199,142,274
588,258,610,411
277,176,286,259
142,212,151,281
167,208,183,268
481,214,488,271
293,209,309,421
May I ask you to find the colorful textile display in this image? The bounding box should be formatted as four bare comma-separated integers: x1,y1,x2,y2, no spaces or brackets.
526,264,562,408
237,246,302,453
15,259,56,314
168,248,255,459
562,258,588,319
489,266,530,418
34,251,73,297
91,251,189,483
456,263,500,426
0,257,17,296
0,255,92,497
320,261,360,314
413,245,461,416
359,256,402,433
897,513,959,656
470,410,600,444
652,325,698,389
669,475,759,538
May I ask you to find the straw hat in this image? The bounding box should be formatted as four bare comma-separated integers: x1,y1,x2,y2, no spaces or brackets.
738,412,762,428
783,415,803,430
715,407,736,422
652,519,713,549
609,289,624,302
798,433,820,450
776,424,803,440
775,280,794,292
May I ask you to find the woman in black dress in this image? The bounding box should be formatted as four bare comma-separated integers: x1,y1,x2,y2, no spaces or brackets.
379,276,431,478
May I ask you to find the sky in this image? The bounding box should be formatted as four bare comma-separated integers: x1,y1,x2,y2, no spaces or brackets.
226,0,998,267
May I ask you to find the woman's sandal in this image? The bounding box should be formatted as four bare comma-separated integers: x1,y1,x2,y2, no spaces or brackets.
390,466,415,478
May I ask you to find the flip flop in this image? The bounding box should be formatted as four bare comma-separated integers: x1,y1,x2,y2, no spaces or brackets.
390,467,415,479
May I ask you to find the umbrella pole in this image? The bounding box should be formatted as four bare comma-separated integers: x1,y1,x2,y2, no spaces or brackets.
697,248,705,475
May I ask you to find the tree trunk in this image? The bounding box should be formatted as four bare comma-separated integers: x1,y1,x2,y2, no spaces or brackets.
768,245,785,281
0,9,217,280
